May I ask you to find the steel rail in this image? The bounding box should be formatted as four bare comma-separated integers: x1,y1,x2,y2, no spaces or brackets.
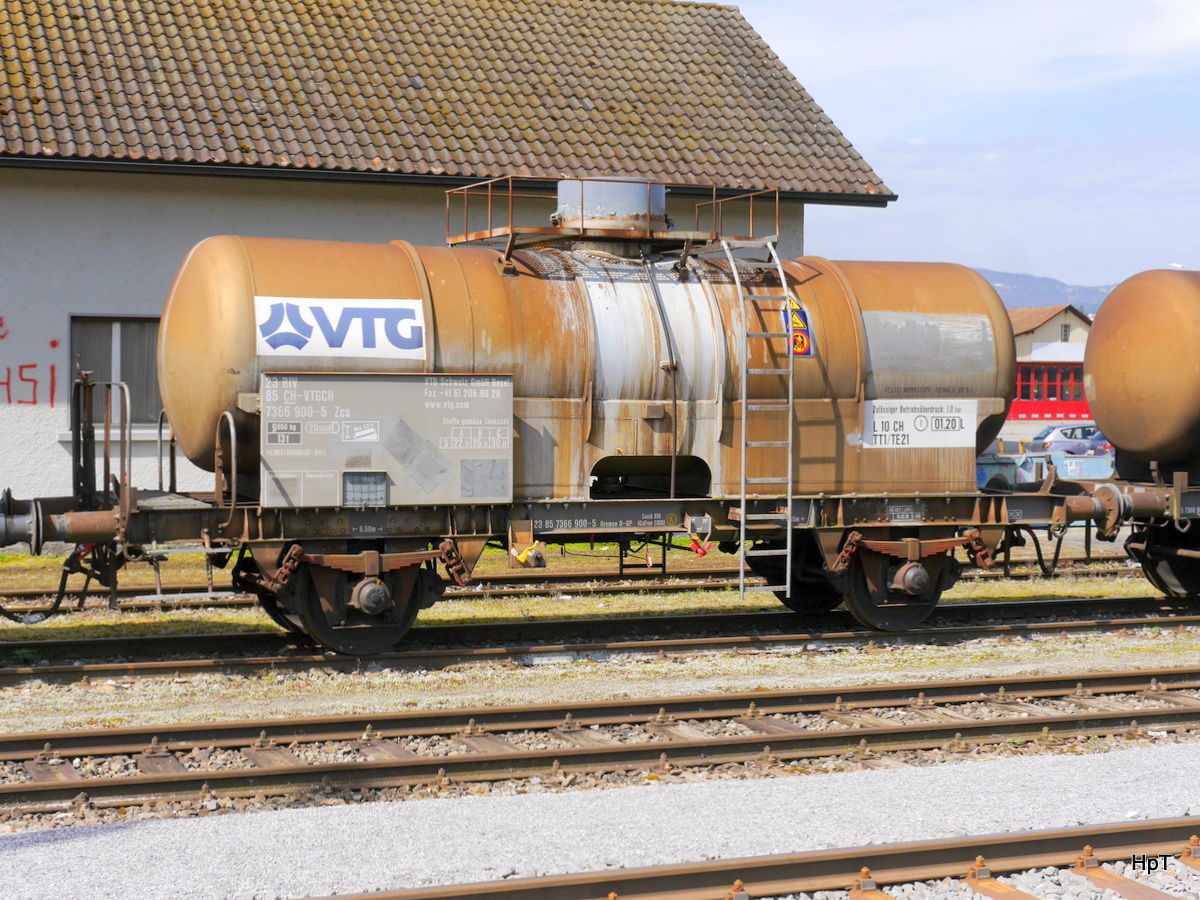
0,555,1132,612
7,669,1200,806
0,564,757,604
5,664,1200,762
0,594,1190,660
303,818,1200,900
0,600,1196,687
5,706,1200,806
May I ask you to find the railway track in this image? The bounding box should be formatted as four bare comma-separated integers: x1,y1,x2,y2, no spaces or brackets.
1,595,1198,685
306,818,1200,900
5,665,1200,811
0,554,1136,615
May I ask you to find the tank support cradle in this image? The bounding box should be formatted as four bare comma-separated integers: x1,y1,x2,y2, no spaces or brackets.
831,529,994,631
283,541,461,655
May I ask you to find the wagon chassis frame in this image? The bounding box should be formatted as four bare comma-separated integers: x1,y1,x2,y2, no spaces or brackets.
0,370,1194,649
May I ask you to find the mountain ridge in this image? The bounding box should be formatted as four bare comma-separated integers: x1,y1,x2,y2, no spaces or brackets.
974,268,1115,314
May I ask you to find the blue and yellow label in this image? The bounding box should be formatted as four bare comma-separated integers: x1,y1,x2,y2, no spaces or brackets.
787,294,814,357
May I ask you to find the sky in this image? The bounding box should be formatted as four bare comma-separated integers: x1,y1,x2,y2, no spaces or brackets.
728,0,1200,285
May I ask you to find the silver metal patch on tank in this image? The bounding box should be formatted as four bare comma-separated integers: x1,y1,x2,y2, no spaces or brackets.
584,272,663,400
861,311,996,399
461,459,509,498
649,268,720,402
583,262,719,402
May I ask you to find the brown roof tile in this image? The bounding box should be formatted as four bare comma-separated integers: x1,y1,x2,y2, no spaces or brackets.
0,0,891,198
1007,304,1092,335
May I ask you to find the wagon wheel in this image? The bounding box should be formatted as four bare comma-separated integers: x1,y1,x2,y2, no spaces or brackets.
747,532,843,616
842,548,945,632
232,551,309,638
1127,526,1200,599
296,564,437,655
1129,534,1174,598
1138,563,1175,598
779,579,844,616
258,591,309,638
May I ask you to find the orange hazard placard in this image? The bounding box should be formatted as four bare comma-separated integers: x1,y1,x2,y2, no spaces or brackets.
787,294,814,357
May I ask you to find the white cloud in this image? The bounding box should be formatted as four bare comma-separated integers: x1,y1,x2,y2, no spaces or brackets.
724,0,1200,283
735,0,1200,138
803,130,1199,284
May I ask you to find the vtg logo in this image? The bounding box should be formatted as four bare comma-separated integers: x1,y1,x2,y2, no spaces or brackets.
254,296,426,360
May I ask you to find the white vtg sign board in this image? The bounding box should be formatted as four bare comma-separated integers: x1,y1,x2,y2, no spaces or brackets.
862,399,977,449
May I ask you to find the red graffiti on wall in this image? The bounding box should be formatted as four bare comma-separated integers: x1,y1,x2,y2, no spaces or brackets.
0,337,60,407
0,364,58,407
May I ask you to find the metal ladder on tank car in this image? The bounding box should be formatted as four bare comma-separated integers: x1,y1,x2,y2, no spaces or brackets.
721,239,796,602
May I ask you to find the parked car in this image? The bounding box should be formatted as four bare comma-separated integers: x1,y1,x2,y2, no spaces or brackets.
1087,430,1114,455
1027,423,1101,455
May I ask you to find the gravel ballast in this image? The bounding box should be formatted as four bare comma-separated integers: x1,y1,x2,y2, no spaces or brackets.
5,627,1199,734
4,742,1200,900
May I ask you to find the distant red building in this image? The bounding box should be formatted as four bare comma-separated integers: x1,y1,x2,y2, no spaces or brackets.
1006,305,1093,425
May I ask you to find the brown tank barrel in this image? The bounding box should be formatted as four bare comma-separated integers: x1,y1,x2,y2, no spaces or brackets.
801,259,1015,450
1085,269,1200,463
159,237,1014,497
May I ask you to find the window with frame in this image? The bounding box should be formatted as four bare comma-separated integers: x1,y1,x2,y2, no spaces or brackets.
70,317,161,424
1060,323,1070,341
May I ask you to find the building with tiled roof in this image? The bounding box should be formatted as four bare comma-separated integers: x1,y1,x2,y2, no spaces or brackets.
1006,304,1092,359
0,0,891,200
0,0,893,497
1007,305,1090,340
1003,304,1094,435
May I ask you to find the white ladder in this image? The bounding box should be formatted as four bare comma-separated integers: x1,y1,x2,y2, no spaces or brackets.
721,238,796,601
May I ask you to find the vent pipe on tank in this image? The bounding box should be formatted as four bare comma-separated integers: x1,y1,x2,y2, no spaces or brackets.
551,179,672,256
553,178,667,231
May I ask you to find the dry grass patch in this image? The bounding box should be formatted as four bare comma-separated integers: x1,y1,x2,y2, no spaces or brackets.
417,587,780,626
0,551,231,593
942,571,1155,603
0,608,279,646
0,540,1166,645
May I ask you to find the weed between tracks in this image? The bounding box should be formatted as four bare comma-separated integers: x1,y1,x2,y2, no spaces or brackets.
0,542,701,592
0,571,1159,646
0,549,1183,734
940,571,1150,602
0,551,230,591
0,540,1158,645
0,609,275,649
2,615,1199,735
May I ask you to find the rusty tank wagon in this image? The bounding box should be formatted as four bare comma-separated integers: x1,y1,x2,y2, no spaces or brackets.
1082,267,1200,599
0,177,1192,653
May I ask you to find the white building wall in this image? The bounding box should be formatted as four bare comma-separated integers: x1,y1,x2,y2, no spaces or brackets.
1013,312,1090,359
0,166,804,498
0,167,454,497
